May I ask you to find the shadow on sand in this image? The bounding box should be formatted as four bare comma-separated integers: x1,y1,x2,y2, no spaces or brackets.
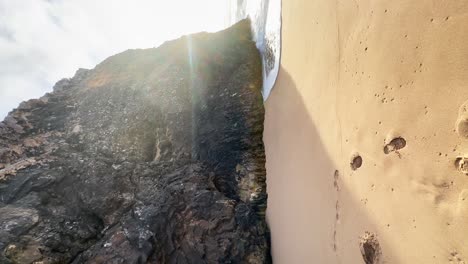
264,66,390,263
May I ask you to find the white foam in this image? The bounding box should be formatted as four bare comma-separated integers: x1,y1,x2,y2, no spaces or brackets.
229,0,282,100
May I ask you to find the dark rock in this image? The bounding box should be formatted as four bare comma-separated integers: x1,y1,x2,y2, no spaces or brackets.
0,19,270,263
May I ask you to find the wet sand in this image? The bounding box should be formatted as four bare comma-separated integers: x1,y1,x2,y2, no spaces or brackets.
264,0,468,263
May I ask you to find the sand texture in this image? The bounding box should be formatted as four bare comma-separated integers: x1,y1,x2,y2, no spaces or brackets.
264,0,468,263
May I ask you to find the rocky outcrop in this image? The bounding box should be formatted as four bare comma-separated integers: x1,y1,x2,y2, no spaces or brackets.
0,20,269,263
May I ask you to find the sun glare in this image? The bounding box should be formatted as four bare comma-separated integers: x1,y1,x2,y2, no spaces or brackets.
129,0,230,46
0,0,231,119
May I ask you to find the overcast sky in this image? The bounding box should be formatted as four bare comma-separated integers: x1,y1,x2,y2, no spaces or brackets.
0,0,229,119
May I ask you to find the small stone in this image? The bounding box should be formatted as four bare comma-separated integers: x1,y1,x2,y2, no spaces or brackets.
72,125,82,134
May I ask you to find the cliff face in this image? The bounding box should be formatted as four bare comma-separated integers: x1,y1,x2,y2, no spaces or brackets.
0,20,269,264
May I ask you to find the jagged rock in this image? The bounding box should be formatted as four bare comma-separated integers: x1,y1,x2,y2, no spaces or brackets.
0,19,270,263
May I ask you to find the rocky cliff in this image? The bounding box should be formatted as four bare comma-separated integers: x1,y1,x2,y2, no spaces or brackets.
0,19,270,264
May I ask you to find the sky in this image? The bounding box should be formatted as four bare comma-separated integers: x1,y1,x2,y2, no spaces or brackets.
0,0,230,119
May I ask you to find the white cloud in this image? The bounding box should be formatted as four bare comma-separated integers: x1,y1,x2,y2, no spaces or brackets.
0,0,229,119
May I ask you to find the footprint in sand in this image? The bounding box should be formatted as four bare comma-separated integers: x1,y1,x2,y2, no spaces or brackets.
351,153,363,171
456,100,468,139
359,232,381,264
454,157,468,175
448,251,465,264
384,137,406,154
411,176,449,205
333,170,340,191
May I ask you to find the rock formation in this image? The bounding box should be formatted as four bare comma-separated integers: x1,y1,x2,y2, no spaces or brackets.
0,19,270,263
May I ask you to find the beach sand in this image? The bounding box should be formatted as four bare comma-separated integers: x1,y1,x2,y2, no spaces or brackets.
264,0,468,263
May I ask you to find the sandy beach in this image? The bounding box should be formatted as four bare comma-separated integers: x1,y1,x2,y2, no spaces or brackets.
264,0,468,263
